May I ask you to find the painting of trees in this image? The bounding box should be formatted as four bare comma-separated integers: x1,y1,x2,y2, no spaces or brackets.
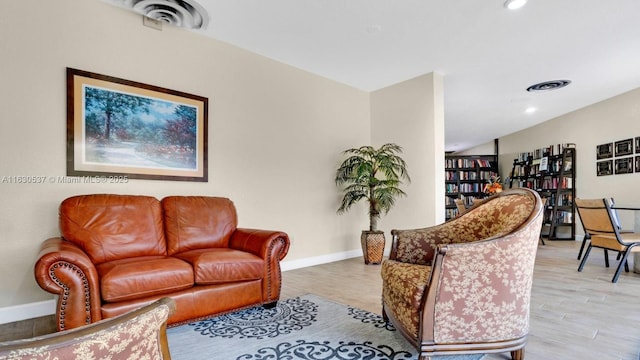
83,86,200,170
68,68,207,181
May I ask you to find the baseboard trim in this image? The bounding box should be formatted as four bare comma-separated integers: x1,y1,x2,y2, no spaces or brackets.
0,250,364,325
0,299,56,325
280,249,362,271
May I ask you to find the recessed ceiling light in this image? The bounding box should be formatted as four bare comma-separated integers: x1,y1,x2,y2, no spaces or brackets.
525,107,537,114
504,0,527,10
526,80,571,92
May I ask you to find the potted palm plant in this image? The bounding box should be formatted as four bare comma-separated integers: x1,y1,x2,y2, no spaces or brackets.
335,143,410,264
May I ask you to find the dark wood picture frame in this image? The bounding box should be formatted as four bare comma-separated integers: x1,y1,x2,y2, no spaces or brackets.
615,138,633,157
67,68,208,182
597,160,613,176
636,137,640,154
615,157,633,175
596,143,613,160
636,156,640,173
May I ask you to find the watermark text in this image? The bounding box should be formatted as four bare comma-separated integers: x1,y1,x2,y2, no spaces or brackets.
1,175,129,184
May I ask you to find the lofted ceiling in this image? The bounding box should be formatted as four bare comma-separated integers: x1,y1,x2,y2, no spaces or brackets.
105,0,640,152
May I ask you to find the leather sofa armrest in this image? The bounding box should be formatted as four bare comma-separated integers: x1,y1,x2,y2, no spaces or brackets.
229,228,290,260
230,229,290,303
34,237,102,331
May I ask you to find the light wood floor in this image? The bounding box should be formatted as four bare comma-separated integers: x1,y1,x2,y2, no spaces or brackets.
281,240,640,360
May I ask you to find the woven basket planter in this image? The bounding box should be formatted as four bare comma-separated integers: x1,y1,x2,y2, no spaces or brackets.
361,230,385,265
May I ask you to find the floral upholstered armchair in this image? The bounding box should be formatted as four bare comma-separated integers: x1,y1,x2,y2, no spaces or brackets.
381,188,542,360
0,298,176,360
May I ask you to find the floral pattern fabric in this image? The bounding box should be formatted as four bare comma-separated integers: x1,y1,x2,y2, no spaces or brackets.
381,190,542,345
393,193,535,265
381,260,431,338
433,220,540,343
0,301,172,360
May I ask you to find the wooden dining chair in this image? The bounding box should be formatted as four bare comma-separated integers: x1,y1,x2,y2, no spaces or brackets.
454,198,467,216
575,198,640,283
577,198,627,261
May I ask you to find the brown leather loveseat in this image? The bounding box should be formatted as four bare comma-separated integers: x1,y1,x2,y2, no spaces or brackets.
34,194,290,331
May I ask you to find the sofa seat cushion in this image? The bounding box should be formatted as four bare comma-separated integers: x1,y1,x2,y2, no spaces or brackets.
97,256,194,302
174,248,264,285
381,260,431,339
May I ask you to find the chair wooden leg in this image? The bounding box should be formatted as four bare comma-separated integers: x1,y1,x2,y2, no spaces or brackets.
578,244,592,272
613,248,634,283
577,234,590,260
511,348,524,360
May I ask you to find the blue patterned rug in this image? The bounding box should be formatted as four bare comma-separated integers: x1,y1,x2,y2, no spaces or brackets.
167,294,484,360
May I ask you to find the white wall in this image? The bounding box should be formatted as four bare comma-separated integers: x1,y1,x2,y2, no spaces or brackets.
0,0,443,321
499,87,640,235
370,73,445,230
0,0,375,310
453,141,496,157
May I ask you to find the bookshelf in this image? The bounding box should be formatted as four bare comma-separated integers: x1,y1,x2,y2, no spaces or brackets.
445,155,498,220
509,144,576,240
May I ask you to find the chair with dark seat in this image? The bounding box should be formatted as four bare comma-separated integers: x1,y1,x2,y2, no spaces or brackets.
381,188,543,360
0,297,176,360
575,198,640,283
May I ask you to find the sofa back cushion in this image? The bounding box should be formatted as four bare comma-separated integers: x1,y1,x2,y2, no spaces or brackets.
162,196,238,255
59,194,167,264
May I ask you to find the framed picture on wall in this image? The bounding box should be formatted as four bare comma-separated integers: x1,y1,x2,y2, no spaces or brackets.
615,157,634,174
596,143,613,160
636,137,640,154
66,68,209,182
615,139,633,157
636,156,640,173
597,160,613,176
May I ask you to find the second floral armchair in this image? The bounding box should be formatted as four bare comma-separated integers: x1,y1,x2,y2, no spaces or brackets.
381,188,543,360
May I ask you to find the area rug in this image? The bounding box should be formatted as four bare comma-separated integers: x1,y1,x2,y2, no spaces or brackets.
167,294,484,360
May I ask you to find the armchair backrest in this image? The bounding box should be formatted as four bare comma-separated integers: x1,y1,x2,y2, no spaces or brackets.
162,196,238,255
59,194,167,264
0,297,175,360
391,188,540,265
574,198,618,236
425,188,543,344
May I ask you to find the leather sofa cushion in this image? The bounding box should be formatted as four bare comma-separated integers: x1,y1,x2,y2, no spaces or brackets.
174,248,264,284
162,196,238,255
97,256,194,302
59,194,167,264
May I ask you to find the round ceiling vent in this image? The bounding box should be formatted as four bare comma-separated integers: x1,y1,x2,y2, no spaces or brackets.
122,0,209,29
526,80,571,92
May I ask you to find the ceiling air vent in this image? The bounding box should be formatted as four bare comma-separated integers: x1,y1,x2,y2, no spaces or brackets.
526,80,571,92
107,0,209,30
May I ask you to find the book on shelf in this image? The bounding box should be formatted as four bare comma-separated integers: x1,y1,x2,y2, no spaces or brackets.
518,143,576,161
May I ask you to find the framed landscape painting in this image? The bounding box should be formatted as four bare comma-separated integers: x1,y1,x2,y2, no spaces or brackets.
67,68,208,181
